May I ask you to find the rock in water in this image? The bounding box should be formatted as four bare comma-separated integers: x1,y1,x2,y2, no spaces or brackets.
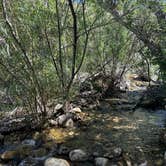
95,157,109,166
44,157,70,166
69,149,88,161
18,157,41,166
22,139,36,146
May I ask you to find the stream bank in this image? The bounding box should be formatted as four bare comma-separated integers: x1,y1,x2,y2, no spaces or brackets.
0,74,166,166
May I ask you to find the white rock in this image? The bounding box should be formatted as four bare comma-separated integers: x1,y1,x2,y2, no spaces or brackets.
49,119,58,126
95,157,109,166
139,161,148,166
22,139,36,146
70,107,82,113
113,147,122,157
57,114,67,126
65,118,74,128
54,104,63,111
69,149,88,161
44,157,70,166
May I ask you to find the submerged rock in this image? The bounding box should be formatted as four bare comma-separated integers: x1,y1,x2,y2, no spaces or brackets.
18,157,41,166
22,139,36,146
69,149,88,161
94,157,109,166
44,157,70,166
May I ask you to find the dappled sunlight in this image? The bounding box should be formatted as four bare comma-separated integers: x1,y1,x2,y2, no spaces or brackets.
112,124,138,130
44,128,79,143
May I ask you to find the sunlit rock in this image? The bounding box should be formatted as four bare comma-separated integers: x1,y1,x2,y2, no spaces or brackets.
57,114,67,126
44,157,70,166
65,118,74,128
70,107,82,113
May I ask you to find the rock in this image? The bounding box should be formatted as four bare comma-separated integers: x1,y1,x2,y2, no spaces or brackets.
57,114,67,126
22,139,36,146
164,151,166,160
18,157,41,166
113,147,122,157
0,150,18,160
139,161,148,166
64,119,74,128
70,107,82,113
69,149,88,161
44,157,70,166
94,157,109,166
49,119,58,126
0,144,35,160
54,104,63,111
0,134,4,145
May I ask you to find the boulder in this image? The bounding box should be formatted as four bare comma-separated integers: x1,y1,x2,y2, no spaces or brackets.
57,114,67,126
44,157,70,166
69,149,88,162
64,119,74,128
94,157,109,166
49,119,58,126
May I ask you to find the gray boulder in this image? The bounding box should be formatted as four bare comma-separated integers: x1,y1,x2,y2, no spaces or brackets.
69,149,88,161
